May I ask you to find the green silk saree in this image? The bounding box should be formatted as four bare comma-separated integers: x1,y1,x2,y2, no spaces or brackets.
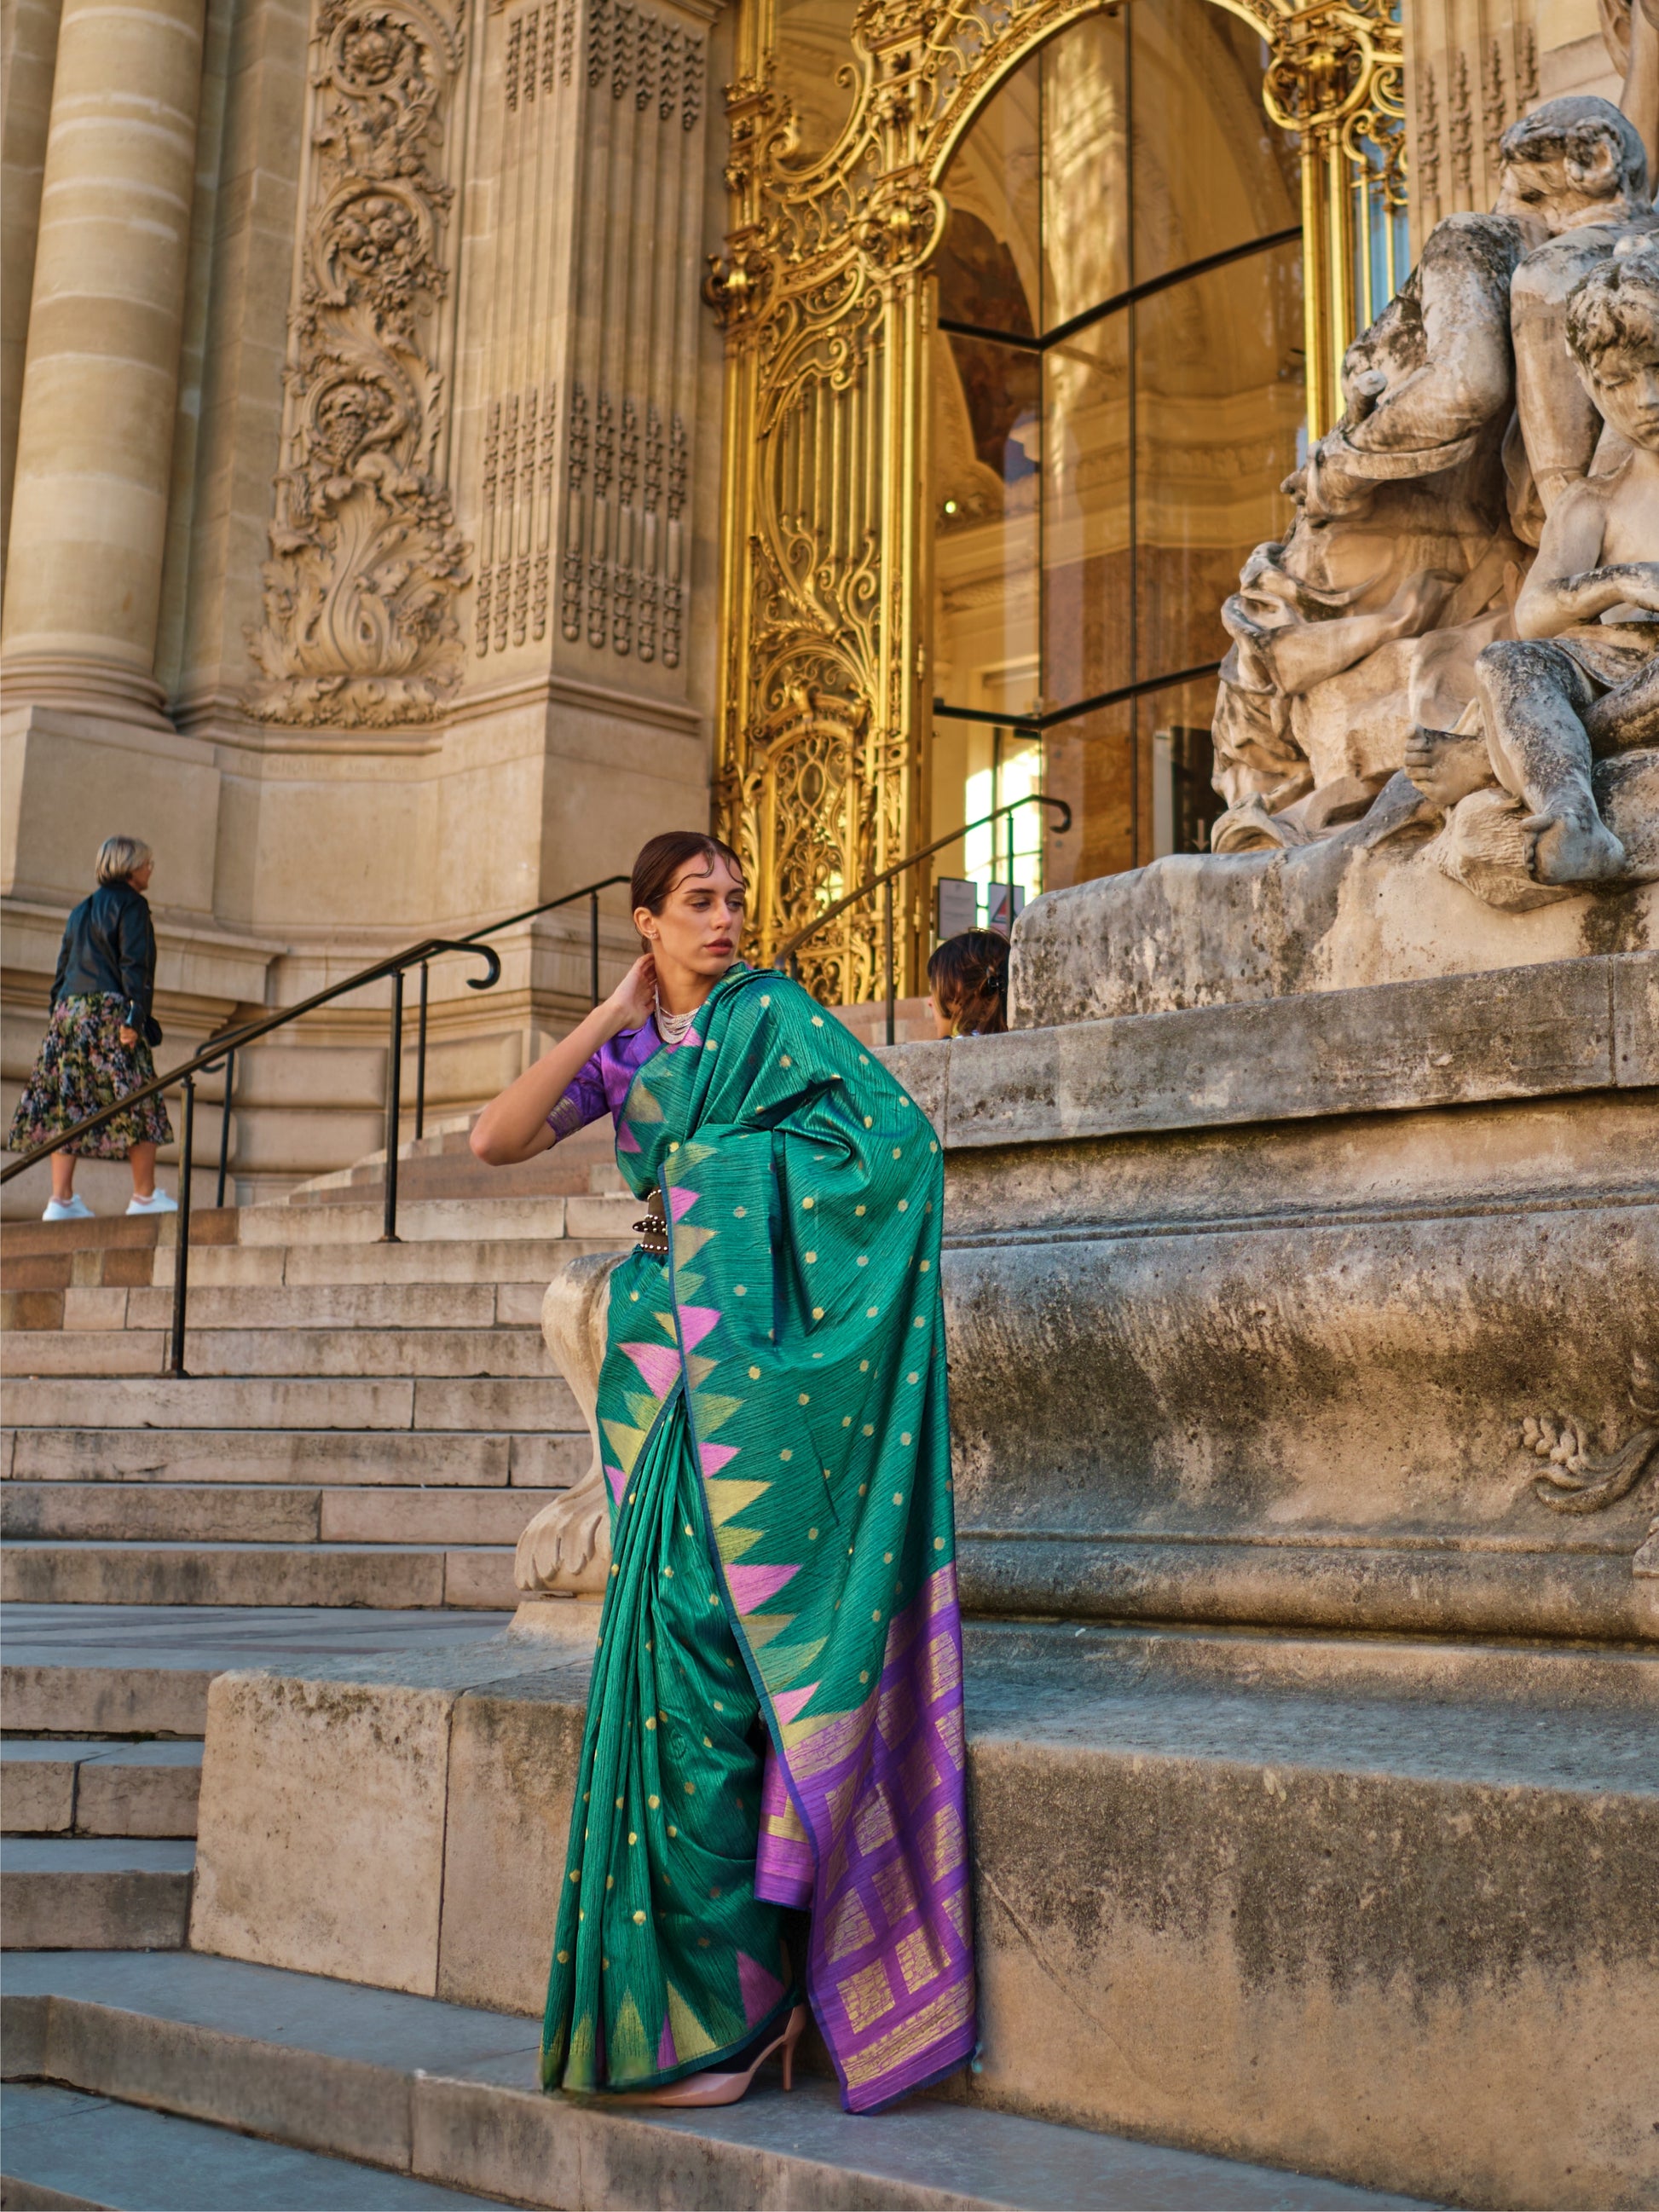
540,966,976,2113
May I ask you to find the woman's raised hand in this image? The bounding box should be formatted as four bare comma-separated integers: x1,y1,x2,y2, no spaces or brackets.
607,952,656,1032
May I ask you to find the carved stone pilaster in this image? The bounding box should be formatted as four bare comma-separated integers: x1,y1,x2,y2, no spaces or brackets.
470,0,709,676
246,0,471,728
1406,0,1543,246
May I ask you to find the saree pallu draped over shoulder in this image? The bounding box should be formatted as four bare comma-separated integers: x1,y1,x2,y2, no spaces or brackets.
541,968,975,2113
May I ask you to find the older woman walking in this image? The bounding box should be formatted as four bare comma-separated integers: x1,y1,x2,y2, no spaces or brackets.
8,835,176,1221
471,829,974,2112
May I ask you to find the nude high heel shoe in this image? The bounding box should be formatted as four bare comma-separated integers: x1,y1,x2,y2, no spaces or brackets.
615,2003,807,2108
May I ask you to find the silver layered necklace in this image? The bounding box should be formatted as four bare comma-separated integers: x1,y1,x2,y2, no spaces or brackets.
654,995,697,1045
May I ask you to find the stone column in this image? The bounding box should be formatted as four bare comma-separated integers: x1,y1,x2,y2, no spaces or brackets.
0,0,208,723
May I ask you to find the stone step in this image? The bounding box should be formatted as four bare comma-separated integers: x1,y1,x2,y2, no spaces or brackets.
2,1740,203,1838
3,1542,519,1612
0,1605,520,1737
13,1281,540,1334
5,1428,587,1490
0,1840,194,1951
234,1194,634,1248
2,1326,553,1380
1,1484,566,1547
0,2082,515,2209
4,1375,581,1432
284,1112,622,1208
184,1608,1653,2208
0,1950,1418,2211
130,1280,551,1331
0,1216,227,1262
289,1152,629,1207
153,1236,620,1290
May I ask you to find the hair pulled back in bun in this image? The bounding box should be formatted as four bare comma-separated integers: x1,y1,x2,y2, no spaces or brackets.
927,928,1009,1037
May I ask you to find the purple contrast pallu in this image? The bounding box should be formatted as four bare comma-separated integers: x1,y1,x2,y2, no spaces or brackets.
540,966,976,2111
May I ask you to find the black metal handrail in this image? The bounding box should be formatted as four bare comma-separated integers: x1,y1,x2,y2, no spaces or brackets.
2,871,631,1373
772,793,1072,1043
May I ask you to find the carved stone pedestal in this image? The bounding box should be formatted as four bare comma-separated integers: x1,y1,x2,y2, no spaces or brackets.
890,953,1658,1644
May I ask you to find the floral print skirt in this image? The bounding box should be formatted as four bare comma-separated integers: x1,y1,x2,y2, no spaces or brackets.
7,994,174,1159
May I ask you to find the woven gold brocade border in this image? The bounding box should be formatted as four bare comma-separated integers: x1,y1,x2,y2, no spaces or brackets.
842,1967,975,2088
708,0,1405,984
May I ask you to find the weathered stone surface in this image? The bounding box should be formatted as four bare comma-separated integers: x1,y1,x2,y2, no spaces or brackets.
939,1071,1656,1642
191,1672,455,1995
1,1840,194,1950
13,1974,423,2173
1,1542,451,1610
75,1745,203,1839
1,1951,1414,2209
5,1428,518,1487
174,1624,1657,2208
964,1718,1658,2209
1,1749,75,1834
440,1551,518,1610
0,1483,320,1543
2,1741,203,1839
1000,950,1647,1124
0,2081,502,2210
122,1282,500,1331
436,1678,587,2013
320,1489,561,1545
1012,840,1659,1026
2,1664,212,1738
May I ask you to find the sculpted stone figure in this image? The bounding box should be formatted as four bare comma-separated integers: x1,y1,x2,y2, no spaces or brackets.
1405,245,1659,893
513,1253,621,1599
1211,205,1527,849
1210,91,1659,914
1501,99,1658,539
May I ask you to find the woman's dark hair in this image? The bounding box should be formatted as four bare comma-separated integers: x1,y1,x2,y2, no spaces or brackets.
928,929,1009,1037
631,831,745,927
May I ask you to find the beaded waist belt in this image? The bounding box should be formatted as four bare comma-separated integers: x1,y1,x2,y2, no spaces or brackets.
633,1186,668,1258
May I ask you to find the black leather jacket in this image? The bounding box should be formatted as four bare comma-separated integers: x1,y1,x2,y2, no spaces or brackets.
52,881,161,1044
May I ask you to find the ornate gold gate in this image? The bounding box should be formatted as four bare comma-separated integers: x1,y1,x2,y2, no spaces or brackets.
709,0,1404,988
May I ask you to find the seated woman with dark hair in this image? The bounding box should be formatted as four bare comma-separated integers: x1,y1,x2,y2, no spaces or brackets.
926,929,1009,1038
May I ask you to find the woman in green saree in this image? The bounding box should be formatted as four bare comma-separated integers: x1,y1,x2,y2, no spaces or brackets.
472,831,974,2113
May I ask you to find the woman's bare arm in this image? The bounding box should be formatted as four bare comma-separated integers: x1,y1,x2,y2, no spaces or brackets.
471,955,656,1165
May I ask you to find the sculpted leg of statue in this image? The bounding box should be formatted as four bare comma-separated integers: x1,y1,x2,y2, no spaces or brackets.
1474,642,1630,880
515,1252,623,1597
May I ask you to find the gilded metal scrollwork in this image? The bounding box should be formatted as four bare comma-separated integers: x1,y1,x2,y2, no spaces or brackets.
714,0,1408,974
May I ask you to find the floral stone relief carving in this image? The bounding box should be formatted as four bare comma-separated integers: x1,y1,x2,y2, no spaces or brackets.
247,0,471,729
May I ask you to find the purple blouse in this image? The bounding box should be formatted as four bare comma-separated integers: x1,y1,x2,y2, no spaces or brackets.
544,1020,674,1146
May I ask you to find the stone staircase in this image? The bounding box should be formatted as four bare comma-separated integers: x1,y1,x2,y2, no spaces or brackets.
3,967,1655,2208
0,1118,629,1614
0,1603,1427,2209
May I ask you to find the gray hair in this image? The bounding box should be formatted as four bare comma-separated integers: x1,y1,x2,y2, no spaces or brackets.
95,835,153,887
1500,95,1649,202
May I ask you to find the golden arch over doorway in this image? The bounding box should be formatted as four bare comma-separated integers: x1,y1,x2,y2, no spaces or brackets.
709,0,1405,986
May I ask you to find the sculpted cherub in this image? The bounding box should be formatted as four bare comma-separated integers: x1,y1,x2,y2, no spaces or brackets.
1405,245,1659,884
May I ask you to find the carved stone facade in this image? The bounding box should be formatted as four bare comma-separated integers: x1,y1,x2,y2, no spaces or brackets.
248,0,473,727
0,0,1639,1198
2,0,725,1202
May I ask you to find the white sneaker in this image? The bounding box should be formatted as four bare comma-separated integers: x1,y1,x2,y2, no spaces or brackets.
43,1195,94,1222
126,1189,178,1216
